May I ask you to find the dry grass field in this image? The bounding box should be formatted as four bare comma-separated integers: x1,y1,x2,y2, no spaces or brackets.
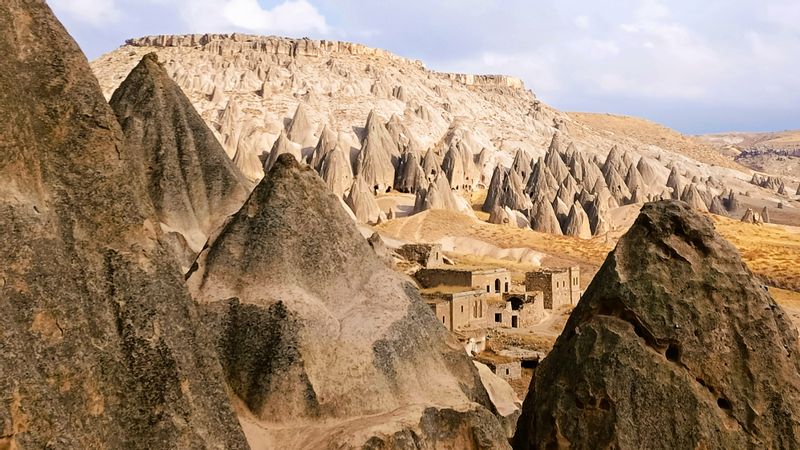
378,209,613,264
712,215,800,292
571,112,746,171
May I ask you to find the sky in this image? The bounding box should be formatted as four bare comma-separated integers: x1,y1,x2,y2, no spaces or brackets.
48,0,800,135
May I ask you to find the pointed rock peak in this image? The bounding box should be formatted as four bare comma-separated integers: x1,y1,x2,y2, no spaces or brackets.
709,195,727,216
286,102,316,146
547,132,566,155
394,150,425,194
387,113,403,128
414,172,461,214
741,208,762,224
636,156,660,184
346,174,385,224
421,147,440,179
681,184,709,212
187,152,504,445
515,200,800,449
529,197,563,235
761,206,770,223
264,129,301,173
563,201,592,239
0,1,247,446
483,164,507,213
320,141,354,198
625,162,644,192
110,52,250,264
309,123,338,171
364,109,383,133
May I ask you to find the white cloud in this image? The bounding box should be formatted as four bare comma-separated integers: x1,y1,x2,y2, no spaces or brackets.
573,15,591,29
48,0,120,26
179,0,328,35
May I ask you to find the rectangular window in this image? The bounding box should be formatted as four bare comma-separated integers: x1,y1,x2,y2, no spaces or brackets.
495,313,502,322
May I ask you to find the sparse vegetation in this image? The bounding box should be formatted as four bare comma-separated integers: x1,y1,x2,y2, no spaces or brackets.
712,215,800,292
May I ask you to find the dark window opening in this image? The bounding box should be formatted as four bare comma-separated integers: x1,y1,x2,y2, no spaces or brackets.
495,278,501,293
511,316,519,328
505,281,509,292
495,313,502,322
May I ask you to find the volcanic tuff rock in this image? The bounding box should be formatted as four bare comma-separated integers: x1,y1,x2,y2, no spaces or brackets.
186,154,508,448
92,32,800,231
264,129,302,173
0,1,246,447
346,175,386,224
529,197,563,235
562,202,592,239
514,201,800,450
319,141,354,198
109,52,251,269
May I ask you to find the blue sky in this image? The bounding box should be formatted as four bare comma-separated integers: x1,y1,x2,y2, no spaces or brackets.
49,0,800,135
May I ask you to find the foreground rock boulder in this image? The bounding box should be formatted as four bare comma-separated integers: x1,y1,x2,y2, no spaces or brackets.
514,200,800,450
109,52,251,269
0,1,246,447
187,154,509,449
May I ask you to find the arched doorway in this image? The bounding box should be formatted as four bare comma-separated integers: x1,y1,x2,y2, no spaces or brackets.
494,279,501,293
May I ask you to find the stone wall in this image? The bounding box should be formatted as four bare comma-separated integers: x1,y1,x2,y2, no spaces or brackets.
424,290,488,331
428,300,451,330
494,362,522,381
415,268,473,289
569,266,582,304
397,243,443,268
473,269,512,294
525,270,571,309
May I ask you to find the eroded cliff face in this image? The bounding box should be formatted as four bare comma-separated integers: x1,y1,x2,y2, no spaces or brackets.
0,1,246,448
91,32,563,185
90,32,782,234
187,154,510,449
514,201,800,450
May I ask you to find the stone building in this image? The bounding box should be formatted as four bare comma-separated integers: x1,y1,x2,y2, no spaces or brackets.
475,352,522,380
488,291,547,329
525,266,582,309
416,268,511,294
397,243,443,267
423,289,488,332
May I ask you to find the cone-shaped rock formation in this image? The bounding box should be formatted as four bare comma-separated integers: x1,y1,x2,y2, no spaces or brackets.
187,154,507,448
110,53,251,267
346,175,385,224
514,201,800,449
0,2,247,447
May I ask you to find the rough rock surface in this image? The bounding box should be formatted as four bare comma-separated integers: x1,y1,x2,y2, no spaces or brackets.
109,52,251,268
319,142,354,198
0,1,246,448
91,33,800,230
514,201,800,450
186,154,509,449
562,202,592,239
346,175,385,224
